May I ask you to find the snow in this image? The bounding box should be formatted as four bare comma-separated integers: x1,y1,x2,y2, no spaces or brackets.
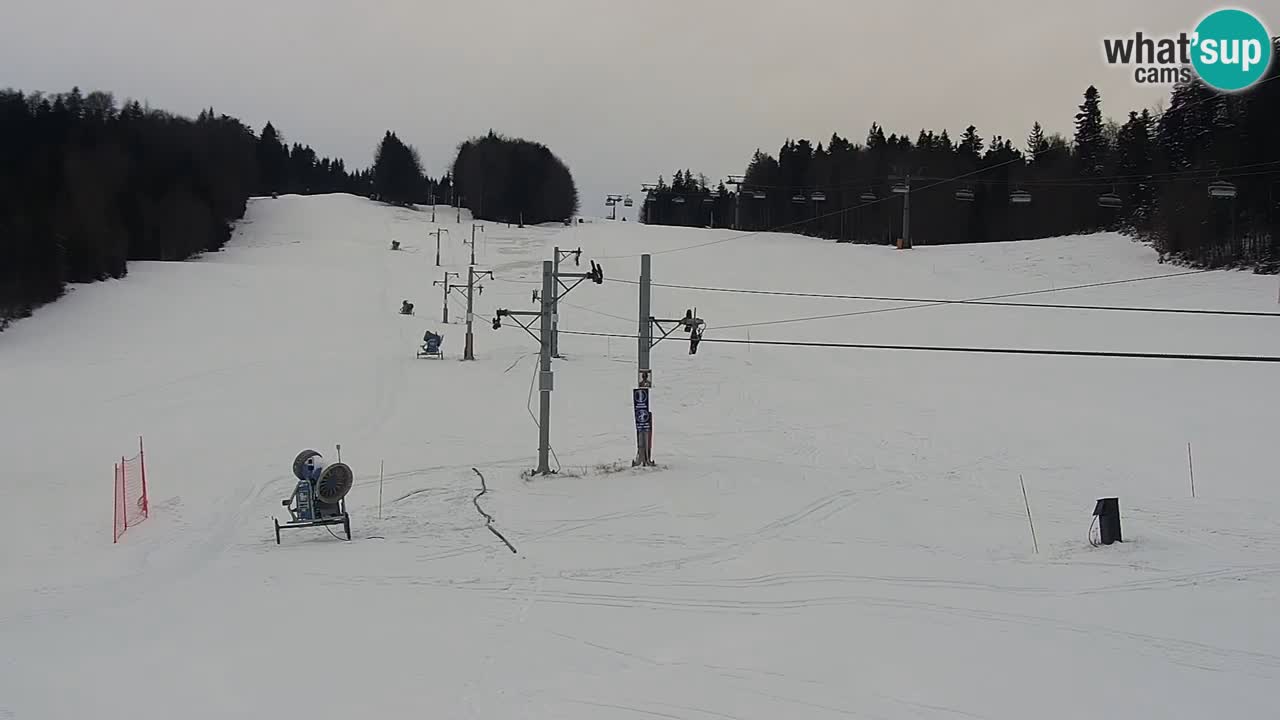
3,193,1280,718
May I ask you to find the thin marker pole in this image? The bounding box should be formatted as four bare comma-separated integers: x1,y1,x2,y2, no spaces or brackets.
1020,474,1039,554
1188,442,1196,498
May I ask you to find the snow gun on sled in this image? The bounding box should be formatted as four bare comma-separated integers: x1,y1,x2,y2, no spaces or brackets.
274,448,353,544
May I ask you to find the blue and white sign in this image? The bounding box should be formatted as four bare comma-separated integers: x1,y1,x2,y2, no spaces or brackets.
633,388,651,432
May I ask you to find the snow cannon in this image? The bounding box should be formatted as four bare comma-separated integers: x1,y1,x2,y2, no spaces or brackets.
274,449,353,544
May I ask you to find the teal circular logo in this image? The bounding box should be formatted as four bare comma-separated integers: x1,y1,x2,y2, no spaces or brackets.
1191,9,1272,92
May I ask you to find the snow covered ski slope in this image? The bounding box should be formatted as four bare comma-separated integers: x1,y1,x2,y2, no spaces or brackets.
3,193,1280,719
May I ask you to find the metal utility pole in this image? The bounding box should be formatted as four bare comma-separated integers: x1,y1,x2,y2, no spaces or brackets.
433,271,459,323
903,174,911,249
635,254,653,466
464,266,493,361
430,191,436,223
890,174,912,249
632,253,705,467
469,223,484,266
492,253,603,475
725,175,745,230
637,254,652,387
550,246,582,358
430,229,450,266
535,261,554,474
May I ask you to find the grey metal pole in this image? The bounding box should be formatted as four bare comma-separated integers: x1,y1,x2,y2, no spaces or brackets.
464,268,476,360
903,175,912,249
635,254,652,466
434,231,440,266
441,273,449,324
536,260,554,474
638,253,652,375
551,246,561,358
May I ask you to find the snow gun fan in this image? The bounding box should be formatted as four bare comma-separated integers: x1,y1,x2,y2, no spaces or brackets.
274,449,353,544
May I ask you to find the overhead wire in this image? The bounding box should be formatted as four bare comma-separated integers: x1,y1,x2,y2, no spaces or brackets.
607,269,1226,331
603,270,1280,320
558,300,634,325
555,329,1280,364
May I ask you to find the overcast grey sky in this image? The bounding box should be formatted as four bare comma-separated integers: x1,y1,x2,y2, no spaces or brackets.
3,0,1273,216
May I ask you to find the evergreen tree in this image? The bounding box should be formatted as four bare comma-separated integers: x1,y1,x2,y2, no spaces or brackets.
256,122,289,195
371,131,424,206
450,131,579,224
1026,122,1049,162
958,125,984,163
1116,110,1156,228
1074,86,1107,176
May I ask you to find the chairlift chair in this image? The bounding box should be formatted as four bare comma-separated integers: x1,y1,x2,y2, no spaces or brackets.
624,196,634,207
955,188,975,202
1098,191,1122,208
859,190,877,203
1208,180,1237,199
673,196,686,204
811,191,827,202
1010,189,1032,205
753,190,767,199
